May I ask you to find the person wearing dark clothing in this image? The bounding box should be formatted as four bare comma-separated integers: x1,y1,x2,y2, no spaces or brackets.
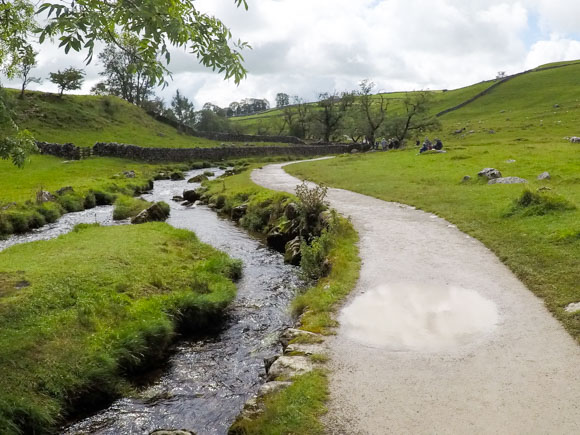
434,139,443,150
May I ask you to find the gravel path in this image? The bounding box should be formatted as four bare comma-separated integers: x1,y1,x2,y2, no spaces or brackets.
252,160,580,435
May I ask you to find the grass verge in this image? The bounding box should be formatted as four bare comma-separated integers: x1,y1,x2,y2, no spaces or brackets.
0,223,239,434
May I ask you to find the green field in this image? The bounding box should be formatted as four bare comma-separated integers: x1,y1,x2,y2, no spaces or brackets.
0,223,240,434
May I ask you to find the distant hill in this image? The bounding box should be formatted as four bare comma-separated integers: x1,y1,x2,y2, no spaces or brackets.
3,89,221,148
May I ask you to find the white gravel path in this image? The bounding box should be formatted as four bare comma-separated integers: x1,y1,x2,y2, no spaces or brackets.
252,160,580,435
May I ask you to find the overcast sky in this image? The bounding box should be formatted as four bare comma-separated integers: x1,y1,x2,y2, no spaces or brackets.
4,0,580,108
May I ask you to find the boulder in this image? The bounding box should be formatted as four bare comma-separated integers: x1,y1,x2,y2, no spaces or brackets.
266,228,291,253
284,237,302,266
170,171,185,181
154,172,171,180
263,356,279,373
231,204,248,221
279,328,321,348
36,190,55,203
56,186,74,196
131,202,170,224
284,202,299,220
172,195,184,202
461,175,471,183
350,148,359,154
478,168,502,179
488,177,528,185
285,343,326,356
537,171,551,180
266,356,314,381
182,190,201,202
188,174,208,183
570,137,580,143
256,381,292,398
123,170,136,178
505,159,516,163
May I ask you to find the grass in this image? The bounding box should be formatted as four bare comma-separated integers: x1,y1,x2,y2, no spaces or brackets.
0,223,239,434
3,89,292,148
286,141,580,341
112,195,151,220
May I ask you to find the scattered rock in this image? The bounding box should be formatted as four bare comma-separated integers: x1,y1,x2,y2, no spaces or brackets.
182,190,201,202
154,172,171,180
505,159,516,163
231,204,248,221
554,104,560,108
537,171,551,180
285,343,326,356
171,195,184,202
266,356,314,381
56,186,74,196
350,148,359,154
569,137,580,143
279,328,320,348
263,356,279,373
284,202,299,220
131,202,170,224
256,381,292,398
188,174,209,183
170,172,185,181
565,302,580,313
488,129,496,134
267,228,292,253
453,128,465,134
468,130,475,134
478,168,502,179
123,170,136,178
488,177,528,185
36,190,55,203
461,175,471,183
284,237,301,266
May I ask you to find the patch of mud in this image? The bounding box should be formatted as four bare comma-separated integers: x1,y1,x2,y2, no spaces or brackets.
340,283,498,351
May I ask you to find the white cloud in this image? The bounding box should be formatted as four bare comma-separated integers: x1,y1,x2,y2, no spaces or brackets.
3,0,580,109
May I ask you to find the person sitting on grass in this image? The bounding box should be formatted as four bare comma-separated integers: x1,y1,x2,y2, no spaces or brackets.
419,137,431,153
434,138,443,150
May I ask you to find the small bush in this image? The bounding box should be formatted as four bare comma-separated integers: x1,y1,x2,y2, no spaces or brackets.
113,195,150,220
300,230,332,280
0,214,14,235
506,189,576,217
37,202,64,223
295,182,328,240
93,190,116,205
84,193,97,209
57,193,85,212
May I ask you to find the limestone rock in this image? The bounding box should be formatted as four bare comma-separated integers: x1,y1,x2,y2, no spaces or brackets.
279,328,320,348
36,190,55,203
267,356,314,381
350,148,359,154
461,175,471,183
565,302,580,313
505,159,516,163
478,168,502,179
123,170,136,178
131,202,170,224
285,343,326,356
284,202,299,220
537,171,551,180
257,381,292,398
183,190,201,203
188,174,209,183
569,136,580,143
231,204,248,221
488,177,528,185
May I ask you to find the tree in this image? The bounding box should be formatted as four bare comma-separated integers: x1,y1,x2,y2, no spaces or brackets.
94,34,154,106
276,92,290,108
385,91,439,143
171,90,196,130
313,92,354,142
17,48,41,98
292,96,312,139
195,109,230,132
355,79,388,145
49,67,85,97
38,0,251,86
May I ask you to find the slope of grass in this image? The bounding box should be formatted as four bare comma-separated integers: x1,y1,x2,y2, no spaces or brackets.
0,222,240,434
286,142,580,341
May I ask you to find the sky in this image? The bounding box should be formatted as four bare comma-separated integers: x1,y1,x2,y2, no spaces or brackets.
4,0,580,109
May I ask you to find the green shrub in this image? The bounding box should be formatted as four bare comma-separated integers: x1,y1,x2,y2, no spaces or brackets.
36,202,63,223
300,230,332,280
295,182,328,240
113,195,150,220
57,193,85,212
92,190,116,205
0,214,13,235
84,193,97,209
506,189,576,217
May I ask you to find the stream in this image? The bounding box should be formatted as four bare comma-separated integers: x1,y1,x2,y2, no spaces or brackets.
0,168,303,435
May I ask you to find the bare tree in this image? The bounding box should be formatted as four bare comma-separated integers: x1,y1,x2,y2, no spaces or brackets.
355,79,388,144
313,91,354,142
386,91,439,142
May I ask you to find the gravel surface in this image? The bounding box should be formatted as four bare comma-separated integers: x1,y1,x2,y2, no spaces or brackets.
252,160,580,435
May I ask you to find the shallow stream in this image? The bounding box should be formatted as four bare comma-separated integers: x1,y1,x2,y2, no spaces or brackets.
0,168,302,434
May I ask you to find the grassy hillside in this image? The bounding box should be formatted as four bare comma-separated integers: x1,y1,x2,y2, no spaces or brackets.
3,89,289,148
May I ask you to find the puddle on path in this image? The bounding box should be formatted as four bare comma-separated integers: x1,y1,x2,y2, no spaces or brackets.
340,283,499,351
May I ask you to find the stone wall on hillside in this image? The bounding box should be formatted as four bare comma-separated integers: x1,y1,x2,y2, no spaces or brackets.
92,142,369,161
36,141,83,160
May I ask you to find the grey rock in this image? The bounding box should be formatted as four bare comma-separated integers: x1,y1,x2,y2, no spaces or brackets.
478,168,502,179
284,202,299,220
505,159,516,163
569,137,580,143
131,203,170,224
231,204,248,221
461,176,471,183
537,171,551,180
150,430,195,435
257,381,292,398
488,177,528,185
554,104,560,108
123,170,136,178
182,190,201,202
279,328,321,348
267,356,314,381
187,174,208,183
350,148,360,154
285,343,326,356
565,302,580,313
263,355,279,373
488,129,496,134
36,190,55,203
171,195,184,202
